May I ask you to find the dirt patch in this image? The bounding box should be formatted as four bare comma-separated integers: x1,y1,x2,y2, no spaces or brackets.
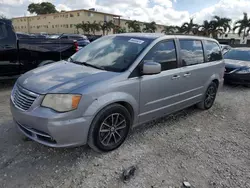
0,82,249,188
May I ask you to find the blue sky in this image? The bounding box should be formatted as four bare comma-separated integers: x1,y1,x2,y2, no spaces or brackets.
173,0,218,13
1,0,250,25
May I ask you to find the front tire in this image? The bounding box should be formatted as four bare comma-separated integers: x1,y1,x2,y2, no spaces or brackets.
197,82,218,110
88,104,131,152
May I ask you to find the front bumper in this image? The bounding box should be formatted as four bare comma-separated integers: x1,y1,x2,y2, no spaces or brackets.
224,72,250,85
10,100,94,148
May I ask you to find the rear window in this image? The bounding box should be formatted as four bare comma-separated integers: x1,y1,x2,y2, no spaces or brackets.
205,40,222,61
0,23,8,39
224,49,250,61
179,39,204,66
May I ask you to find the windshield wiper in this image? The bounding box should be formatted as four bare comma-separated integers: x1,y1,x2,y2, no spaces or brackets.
69,58,105,70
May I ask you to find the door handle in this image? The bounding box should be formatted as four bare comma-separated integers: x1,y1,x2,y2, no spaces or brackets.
184,73,191,77
172,75,180,80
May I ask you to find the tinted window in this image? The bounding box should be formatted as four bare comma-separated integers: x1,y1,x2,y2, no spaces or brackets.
70,36,152,72
143,40,177,71
205,41,222,61
180,40,204,66
224,49,250,61
0,23,8,39
60,36,68,39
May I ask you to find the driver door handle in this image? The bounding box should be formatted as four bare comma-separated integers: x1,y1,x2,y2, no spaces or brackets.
184,73,191,77
172,75,180,80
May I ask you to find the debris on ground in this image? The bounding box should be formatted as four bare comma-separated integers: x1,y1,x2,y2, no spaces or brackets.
122,165,137,182
183,181,191,187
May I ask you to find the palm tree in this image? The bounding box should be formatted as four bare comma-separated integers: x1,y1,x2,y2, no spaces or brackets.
75,23,82,34
113,25,127,33
125,20,141,32
88,21,100,35
161,25,176,34
143,21,157,33
198,20,212,36
99,21,107,35
106,20,115,35
233,12,250,40
213,16,231,33
81,21,90,34
180,18,198,34
208,16,231,38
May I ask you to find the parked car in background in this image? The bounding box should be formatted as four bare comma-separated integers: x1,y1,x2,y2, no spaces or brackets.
224,48,250,85
10,33,224,152
0,19,79,78
16,32,36,39
53,34,90,47
220,44,232,54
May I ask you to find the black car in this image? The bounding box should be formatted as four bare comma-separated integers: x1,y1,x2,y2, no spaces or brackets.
0,19,79,78
53,34,90,47
224,48,250,85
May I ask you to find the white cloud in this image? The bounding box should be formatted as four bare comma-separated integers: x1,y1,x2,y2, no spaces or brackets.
153,0,173,8
56,4,71,12
1,0,250,28
193,0,250,24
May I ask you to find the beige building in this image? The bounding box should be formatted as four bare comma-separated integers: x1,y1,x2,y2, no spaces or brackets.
12,9,166,35
12,9,121,35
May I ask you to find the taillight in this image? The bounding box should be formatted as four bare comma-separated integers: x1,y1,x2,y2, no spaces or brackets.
74,41,79,52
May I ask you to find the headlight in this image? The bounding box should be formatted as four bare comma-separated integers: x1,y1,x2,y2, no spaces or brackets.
236,68,250,74
41,94,81,112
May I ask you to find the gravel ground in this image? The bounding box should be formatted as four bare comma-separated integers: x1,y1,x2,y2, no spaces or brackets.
0,80,250,188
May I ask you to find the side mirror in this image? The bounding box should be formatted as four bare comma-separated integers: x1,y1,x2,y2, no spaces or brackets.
142,61,161,75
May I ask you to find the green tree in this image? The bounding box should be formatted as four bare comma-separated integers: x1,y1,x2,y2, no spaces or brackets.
208,16,231,38
113,25,126,33
90,21,100,35
180,18,198,34
161,25,176,34
198,20,212,36
212,16,231,34
99,21,107,35
28,2,58,15
125,20,141,32
0,14,8,20
143,21,157,33
81,21,90,34
106,20,114,35
75,24,82,34
233,12,250,39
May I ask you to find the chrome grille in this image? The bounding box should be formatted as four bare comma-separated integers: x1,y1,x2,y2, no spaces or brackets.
12,85,38,111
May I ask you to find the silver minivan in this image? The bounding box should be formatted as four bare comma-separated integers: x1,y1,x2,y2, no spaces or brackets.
10,33,225,152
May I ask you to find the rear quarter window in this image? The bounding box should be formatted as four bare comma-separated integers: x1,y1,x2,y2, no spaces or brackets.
205,40,222,62
179,39,204,66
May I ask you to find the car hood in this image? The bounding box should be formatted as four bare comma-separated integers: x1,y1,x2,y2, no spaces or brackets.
17,61,119,94
225,59,250,69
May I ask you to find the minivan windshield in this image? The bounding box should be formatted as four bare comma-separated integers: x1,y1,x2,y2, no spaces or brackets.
224,49,250,62
70,35,152,72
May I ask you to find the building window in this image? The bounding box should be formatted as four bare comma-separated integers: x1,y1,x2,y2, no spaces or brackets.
65,14,68,18
77,12,80,16
88,12,94,17
66,24,69,28
52,25,54,28
70,14,74,17
70,24,73,28
21,26,23,29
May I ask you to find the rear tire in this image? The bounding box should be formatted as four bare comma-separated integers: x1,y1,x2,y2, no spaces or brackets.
88,104,131,152
197,82,218,110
